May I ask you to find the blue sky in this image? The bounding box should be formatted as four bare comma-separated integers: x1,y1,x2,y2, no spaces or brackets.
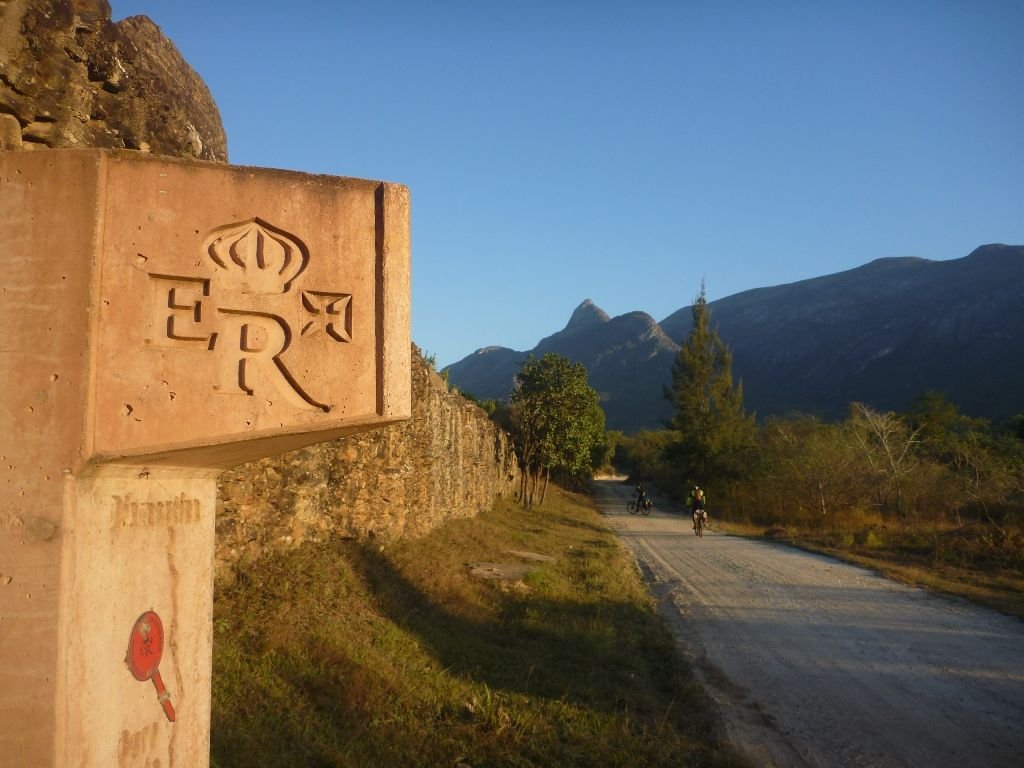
114,0,1024,368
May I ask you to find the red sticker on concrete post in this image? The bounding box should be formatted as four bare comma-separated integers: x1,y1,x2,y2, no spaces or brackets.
126,610,176,722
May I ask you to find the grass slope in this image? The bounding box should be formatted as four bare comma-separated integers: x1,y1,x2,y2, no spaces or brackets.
211,488,747,768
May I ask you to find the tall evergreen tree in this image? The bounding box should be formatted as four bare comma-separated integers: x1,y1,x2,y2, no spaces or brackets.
665,284,754,486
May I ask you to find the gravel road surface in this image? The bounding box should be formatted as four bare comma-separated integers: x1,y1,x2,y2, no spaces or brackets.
595,479,1024,768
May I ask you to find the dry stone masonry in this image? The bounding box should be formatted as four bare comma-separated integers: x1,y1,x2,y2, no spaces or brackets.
217,348,521,568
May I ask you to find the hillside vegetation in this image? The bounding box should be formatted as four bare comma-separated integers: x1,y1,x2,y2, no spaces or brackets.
619,394,1024,617
613,283,1024,617
210,487,747,768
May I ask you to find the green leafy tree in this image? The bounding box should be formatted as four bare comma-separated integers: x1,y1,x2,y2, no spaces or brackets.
902,393,1018,522
591,430,623,476
1006,414,1024,442
906,391,981,464
758,416,866,525
616,430,678,482
665,284,754,489
511,353,605,507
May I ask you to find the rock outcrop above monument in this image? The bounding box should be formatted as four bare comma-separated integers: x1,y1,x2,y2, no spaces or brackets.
0,0,226,160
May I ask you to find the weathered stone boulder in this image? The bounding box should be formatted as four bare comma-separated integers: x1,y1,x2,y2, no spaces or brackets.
0,0,226,160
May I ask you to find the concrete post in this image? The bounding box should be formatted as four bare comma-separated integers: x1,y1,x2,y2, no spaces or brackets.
0,149,410,766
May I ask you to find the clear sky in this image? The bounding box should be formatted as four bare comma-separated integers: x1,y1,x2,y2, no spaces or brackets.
113,0,1024,368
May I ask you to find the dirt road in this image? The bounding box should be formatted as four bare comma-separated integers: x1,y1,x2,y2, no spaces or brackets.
595,479,1024,768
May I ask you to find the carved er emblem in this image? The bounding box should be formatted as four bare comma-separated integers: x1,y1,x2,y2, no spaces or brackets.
148,218,352,412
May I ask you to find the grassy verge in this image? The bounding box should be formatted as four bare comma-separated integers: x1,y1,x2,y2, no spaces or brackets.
211,487,747,768
715,519,1024,620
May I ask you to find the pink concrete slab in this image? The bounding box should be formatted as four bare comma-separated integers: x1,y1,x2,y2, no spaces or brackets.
86,152,410,464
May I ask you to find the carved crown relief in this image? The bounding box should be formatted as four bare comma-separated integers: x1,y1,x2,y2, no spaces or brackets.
147,219,354,413
204,218,308,295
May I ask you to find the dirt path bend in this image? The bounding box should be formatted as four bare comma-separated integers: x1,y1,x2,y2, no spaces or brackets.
595,479,1024,768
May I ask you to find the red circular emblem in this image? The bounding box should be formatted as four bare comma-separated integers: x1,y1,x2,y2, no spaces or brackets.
126,611,176,722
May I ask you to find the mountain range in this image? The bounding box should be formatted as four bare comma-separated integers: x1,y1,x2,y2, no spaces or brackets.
444,244,1024,433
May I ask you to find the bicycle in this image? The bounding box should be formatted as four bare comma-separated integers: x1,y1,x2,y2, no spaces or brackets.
627,497,652,515
692,509,707,537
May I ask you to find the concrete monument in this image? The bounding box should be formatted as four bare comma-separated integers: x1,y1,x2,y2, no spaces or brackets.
0,149,410,766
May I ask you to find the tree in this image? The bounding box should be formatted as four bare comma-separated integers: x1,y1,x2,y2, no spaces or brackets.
759,415,865,525
510,353,605,507
615,429,680,487
848,402,925,515
1006,414,1024,442
590,430,622,476
665,284,754,488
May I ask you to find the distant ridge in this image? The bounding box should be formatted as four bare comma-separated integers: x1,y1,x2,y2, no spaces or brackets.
445,245,1024,432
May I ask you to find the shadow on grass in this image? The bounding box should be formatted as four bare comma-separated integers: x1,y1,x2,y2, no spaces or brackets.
344,541,689,715
210,527,735,767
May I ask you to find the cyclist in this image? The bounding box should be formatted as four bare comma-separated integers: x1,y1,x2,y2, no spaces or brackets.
686,485,707,531
634,481,649,511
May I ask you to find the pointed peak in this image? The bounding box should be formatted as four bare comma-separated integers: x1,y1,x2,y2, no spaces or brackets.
565,299,610,330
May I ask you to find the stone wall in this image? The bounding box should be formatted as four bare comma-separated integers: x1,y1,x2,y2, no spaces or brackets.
215,348,521,569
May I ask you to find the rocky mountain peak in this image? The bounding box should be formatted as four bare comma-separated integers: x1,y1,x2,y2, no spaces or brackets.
565,299,611,330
